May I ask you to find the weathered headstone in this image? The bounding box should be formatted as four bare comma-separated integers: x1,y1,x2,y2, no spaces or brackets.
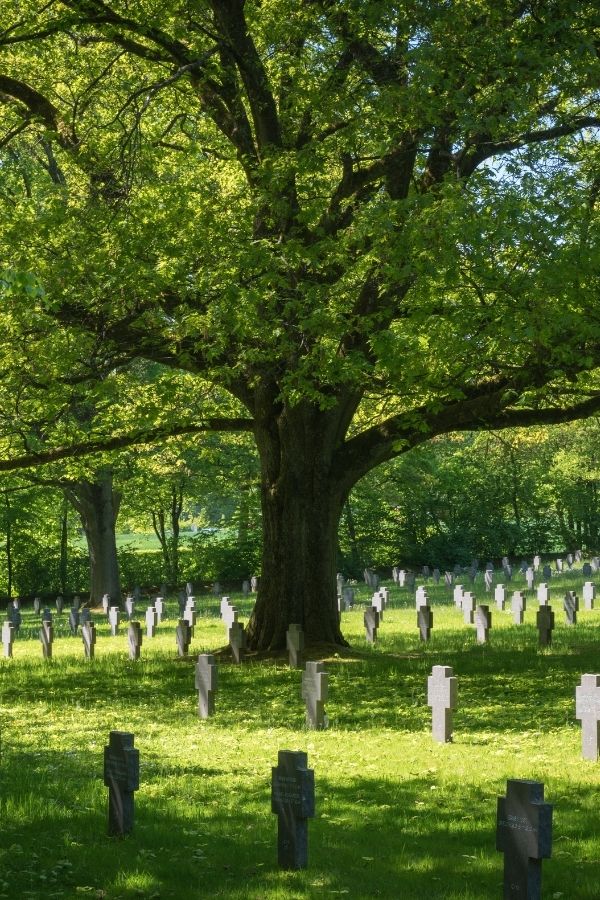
154,596,165,622
453,584,464,608
502,562,513,581
364,606,379,643
302,661,328,730
82,621,96,659
415,585,429,608
40,619,53,659
405,571,415,590
229,620,246,664
462,593,475,624
69,607,80,635
427,665,457,743
286,624,304,668
336,572,345,596
511,592,526,625
575,549,582,562
177,591,187,615
186,581,194,597
525,567,535,591
432,567,440,584
536,583,549,606
133,585,142,603
145,606,157,637
474,605,491,644
251,575,259,592
183,604,196,635
484,569,493,592
271,750,315,870
533,555,541,571
422,565,430,578
195,653,218,718
242,579,250,596
212,581,221,596
564,591,578,626
342,586,355,610
542,564,552,580
371,591,385,620
9,603,21,633
536,605,554,648
575,674,600,761
128,621,142,660
176,619,191,656
556,557,563,573
55,595,64,615
567,552,574,567
102,593,110,615
583,582,595,611
222,602,238,636
417,604,433,642
496,779,552,899
444,571,453,588
2,620,14,658
80,607,91,626
125,596,135,621
42,607,53,624
495,584,506,611
103,731,139,836
109,606,120,636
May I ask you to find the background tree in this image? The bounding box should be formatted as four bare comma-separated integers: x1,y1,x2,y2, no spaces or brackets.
0,2,598,647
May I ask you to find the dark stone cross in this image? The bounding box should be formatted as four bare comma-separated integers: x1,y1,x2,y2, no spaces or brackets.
496,779,552,899
542,564,552,580
103,731,140,836
109,606,120,636
511,592,526,625
271,750,315,870
364,606,380,643
145,606,157,638
229,620,246,664
563,591,578,626
128,622,142,660
40,619,53,659
9,604,21,633
427,665,457,743
176,619,192,657
286,624,304,669
302,661,328,730
69,607,80,636
417,605,433,642
583,562,592,577
474,605,491,643
536,605,554,648
575,673,600,760
195,653,218,718
80,608,91,626
82,621,97,659
2,620,14,658
42,607,53,624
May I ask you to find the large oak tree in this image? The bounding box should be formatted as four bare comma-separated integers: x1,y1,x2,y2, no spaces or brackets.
0,1,599,647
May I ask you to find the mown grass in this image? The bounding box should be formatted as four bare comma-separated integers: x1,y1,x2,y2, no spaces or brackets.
1,574,599,899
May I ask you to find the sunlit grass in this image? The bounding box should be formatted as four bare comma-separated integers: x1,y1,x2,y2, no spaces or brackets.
1,577,600,898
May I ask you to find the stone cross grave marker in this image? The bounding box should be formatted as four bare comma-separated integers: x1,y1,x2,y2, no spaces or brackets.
302,661,328,730
575,674,600,761
195,653,218,718
80,608,91,626
56,595,64,615
222,603,238,638
583,582,595,611
575,549,582,562
525,567,535,591
503,562,513,581
427,665,457,743
145,606,157,637
286,624,304,669
422,564,430,578
432,568,440,584
511,592,526,625
69,607,80,635
474,605,491,644
40,618,53,659
484,569,493,592
542,564,552,580
42,607,52,624
2,620,14,658
251,575,259,592
533,555,541,571
536,605,554,648
564,591,578,626
102,593,110,616
183,603,196,635
364,606,379,643
154,597,165,622
186,581,193,597
125,596,135,621
177,591,187,616
242,579,250,596
583,562,592,577
128,621,142,660
417,605,433,642
567,552,573,568
82,621,96,659
212,581,221,596
9,603,21,633
109,606,120,636
342,586,355,610
176,619,192,657
496,779,552,899
415,585,428,608
536,583,549,606
453,584,464,608
229,620,246,664
462,593,475,624
405,572,415,590
271,750,315,870
556,558,563,573
33,596,41,615
371,591,384,620
103,731,140,836
495,584,506,611
444,571,453,588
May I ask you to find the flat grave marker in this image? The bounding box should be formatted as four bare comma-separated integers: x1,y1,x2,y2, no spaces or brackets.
496,779,552,899
103,731,139,836
271,750,315,870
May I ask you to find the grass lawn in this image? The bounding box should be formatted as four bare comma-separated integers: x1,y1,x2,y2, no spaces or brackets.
1,575,599,898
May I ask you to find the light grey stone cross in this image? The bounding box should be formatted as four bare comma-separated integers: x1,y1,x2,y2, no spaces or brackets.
427,665,457,743
575,674,600,760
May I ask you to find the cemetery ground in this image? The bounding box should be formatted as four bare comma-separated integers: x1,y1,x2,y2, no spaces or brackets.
1,578,600,899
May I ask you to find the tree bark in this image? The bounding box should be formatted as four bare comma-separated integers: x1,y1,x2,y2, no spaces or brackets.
246,400,349,650
59,496,68,595
65,469,122,604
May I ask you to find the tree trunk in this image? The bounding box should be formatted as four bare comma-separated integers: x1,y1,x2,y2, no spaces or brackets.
246,400,349,651
5,492,12,602
65,469,122,604
59,496,68,595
